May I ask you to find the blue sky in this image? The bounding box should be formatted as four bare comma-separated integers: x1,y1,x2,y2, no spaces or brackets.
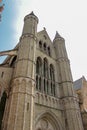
0,0,87,81
0,0,17,50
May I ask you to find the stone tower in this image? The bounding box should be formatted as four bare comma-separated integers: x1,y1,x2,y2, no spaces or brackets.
0,12,84,130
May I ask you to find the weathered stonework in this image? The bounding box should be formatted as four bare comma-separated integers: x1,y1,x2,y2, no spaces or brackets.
0,12,85,130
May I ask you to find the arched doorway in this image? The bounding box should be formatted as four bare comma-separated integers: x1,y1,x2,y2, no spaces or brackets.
35,111,63,130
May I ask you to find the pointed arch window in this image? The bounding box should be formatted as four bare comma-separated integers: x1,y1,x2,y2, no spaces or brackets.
43,43,46,51
39,77,41,91
36,57,42,75
50,64,55,81
50,64,55,96
39,41,42,48
36,75,38,90
48,46,51,56
44,79,46,92
43,58,48,78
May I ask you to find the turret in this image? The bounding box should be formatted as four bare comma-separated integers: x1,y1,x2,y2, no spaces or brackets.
53,31,84,130
53,31,73,93
2,12,38,130
15,11,38,78
22,11,38,35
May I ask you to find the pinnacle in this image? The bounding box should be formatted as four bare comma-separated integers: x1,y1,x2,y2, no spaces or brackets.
29,11,35,16
55,31,61,38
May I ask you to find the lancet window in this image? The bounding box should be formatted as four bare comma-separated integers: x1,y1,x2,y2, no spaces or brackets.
39,41,42,48
43,58,48,78
38,40,51,57
50,64,55,96
36,57,42,75
36,57,56,96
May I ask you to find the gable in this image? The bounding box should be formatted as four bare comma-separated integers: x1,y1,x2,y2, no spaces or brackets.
37,29,56,59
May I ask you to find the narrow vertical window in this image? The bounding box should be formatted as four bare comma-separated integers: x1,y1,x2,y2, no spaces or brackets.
39,41,42,48
44,79,46,92
50,64,55,81
50,64,55,96
36,57,42,92
39,77,41,91
43,43,46,51
36,57,42,75
48,47,51,56
43,58,48,77
47,81,49,94
51,82,53,94
36,76,38,90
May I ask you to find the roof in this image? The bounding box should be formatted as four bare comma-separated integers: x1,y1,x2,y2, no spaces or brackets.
73,76,86,90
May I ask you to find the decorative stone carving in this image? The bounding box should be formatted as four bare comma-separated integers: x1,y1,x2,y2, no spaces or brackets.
35,118,54,130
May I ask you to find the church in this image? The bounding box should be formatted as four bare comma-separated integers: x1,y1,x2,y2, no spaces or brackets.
0,11,85,130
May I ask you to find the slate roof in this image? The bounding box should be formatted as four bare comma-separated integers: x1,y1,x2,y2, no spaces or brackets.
73,76,86,90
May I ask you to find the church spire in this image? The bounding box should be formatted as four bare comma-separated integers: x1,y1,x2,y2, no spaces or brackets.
55,31,61,38
53,31,64,41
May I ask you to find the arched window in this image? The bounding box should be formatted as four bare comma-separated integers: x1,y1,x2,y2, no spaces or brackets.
36,57,42,91
36,57,42,75
44,79,46,92
36,76,38,90
43,58,48,77
47,81,49,94
53,84,55,96
50,64,55,96
0,91,7,129
48,47,51,56
39,77,41,91
51,82,53,94
50,64,55,81
39,41,42,48
43,43,46,51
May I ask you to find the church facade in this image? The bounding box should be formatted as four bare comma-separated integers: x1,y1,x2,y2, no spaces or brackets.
0,12,84,130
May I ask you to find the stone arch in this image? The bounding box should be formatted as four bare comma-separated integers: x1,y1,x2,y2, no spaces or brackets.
9,56,17,67
35,111,64,130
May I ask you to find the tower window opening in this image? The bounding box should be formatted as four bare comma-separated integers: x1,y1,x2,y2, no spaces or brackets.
36,76,38,90
36,57,42,75
51,82,53,94
53,84,55,96
43,58,48,77
48,47,51,56
47,81,49,94
50,64,55,81
43,43,46,51
39,41,42,48
44,79,46,92
39,77,41,91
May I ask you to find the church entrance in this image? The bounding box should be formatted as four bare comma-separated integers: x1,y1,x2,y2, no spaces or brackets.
35,111,63,130
35,118,56,130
